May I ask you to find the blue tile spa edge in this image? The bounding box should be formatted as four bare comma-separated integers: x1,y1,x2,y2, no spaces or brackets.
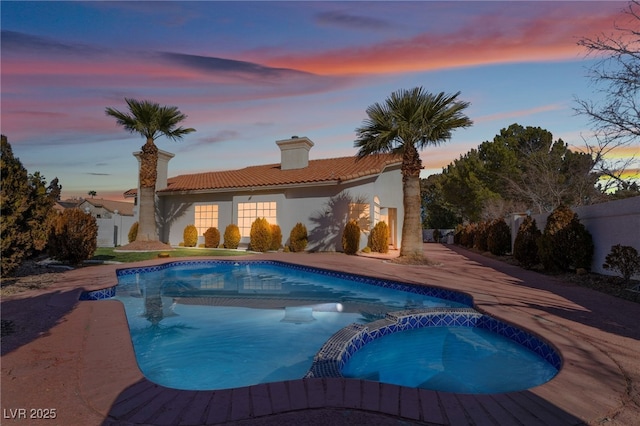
305,308,563,380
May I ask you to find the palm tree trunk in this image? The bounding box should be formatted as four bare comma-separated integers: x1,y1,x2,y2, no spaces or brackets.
400,145,424,257
136,139,159,242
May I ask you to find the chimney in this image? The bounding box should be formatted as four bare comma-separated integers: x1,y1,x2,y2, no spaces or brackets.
276,136,314,170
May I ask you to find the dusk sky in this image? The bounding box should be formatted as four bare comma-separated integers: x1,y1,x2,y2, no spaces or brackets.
2,1,638,202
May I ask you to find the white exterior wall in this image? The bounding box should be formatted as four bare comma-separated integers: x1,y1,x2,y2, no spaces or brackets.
95,214,137,247
524,196,640,277
157,165,404,252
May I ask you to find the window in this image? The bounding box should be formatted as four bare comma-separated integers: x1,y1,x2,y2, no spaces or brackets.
349,203,370,231
195,204,219,235
237,201,277,237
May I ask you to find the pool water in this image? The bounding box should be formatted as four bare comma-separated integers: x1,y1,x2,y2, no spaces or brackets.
114,261,470,390
341,326,558,394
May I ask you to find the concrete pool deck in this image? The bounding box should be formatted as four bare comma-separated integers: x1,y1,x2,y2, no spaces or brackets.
1,244,638,425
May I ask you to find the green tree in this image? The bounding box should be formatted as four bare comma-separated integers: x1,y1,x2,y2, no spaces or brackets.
1,136,60,276
355,87,472,258
106,99,195,243
420,175,459,229
440,150,498,222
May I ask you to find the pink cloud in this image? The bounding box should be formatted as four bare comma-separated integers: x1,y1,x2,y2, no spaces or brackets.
253,8,623,75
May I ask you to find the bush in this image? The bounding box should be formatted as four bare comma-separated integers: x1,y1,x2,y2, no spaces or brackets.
223,224,241,249
432,229,442,243
473,221,490,252
538,206,593,272
249,217,272,252
270,224,282,251
203,227,220,248
342,219,361,255
513,216,541,269
368,221,389,253
128,222,139,243
487,219,511,256
183,224,198,247
362,246,372,253
48,208,97,265
459,223,476,248
603,244,640,283
289,223,308,252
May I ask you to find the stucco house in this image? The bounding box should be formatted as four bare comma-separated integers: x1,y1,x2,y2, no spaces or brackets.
78,198,135,219
128,136,405,251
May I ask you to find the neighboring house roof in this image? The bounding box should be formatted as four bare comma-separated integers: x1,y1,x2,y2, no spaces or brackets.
157,154,402,194
82,198,135,216
54,200,82,212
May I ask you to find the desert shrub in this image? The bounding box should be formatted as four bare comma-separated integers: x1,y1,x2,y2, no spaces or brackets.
432,229,442,243
223,224,241,249
473,221,490,252
368,221,389,253
183,224,198,247
249,217,272,252
269,224,282,251
128,222,139,243
513,216,541,269
289,223,308,252
203,227,220,248
538,206,593,272
342,220,361,255
48,208,97,265
459,223,476,248
487,218,511,256
603,244,640,283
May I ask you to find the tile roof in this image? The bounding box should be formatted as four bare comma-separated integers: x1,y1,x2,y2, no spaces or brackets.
82,198,135,216
157,154,402,194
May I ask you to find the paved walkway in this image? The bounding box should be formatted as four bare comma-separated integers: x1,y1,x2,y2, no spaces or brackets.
1,244,638,425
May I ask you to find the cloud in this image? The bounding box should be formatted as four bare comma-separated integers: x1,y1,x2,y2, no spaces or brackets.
315,11,392,30
255,5,624,75
158,52,316,81
87,172,111,176
475,104,567,124
1,30,103,57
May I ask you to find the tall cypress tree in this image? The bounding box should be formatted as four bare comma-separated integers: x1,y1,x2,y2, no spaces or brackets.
1,135,61,276
1,135,34,276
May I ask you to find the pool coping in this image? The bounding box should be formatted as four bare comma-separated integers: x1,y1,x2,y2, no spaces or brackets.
2,244,639,425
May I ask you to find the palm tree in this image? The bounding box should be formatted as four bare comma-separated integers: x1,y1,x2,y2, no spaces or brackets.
355,87,472,258
106,98,195,243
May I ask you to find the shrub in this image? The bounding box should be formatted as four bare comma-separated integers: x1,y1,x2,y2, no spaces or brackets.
203,227,220,248
362,246,372,253
473,221,490,252
183,224,198,247
432,229,442,243
538,206,593,272
459,223,476,248
513,216,541,269
289,223,308,252
342,219,361,255
48,208,97,265
223,224,241,249
249,217,272,252
487,218,511,256
128,222,139,243
270,224,282,251
603,244,640,283
368,221,389,253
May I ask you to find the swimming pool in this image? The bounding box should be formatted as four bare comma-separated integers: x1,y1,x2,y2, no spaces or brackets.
82,260,560,393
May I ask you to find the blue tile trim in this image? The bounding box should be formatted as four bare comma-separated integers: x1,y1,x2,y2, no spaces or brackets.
114,260,473,307
305,308,562,380
79,286,116,300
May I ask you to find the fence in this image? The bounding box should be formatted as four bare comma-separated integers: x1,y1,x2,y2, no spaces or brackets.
511,196,640,277
96,215,137,248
